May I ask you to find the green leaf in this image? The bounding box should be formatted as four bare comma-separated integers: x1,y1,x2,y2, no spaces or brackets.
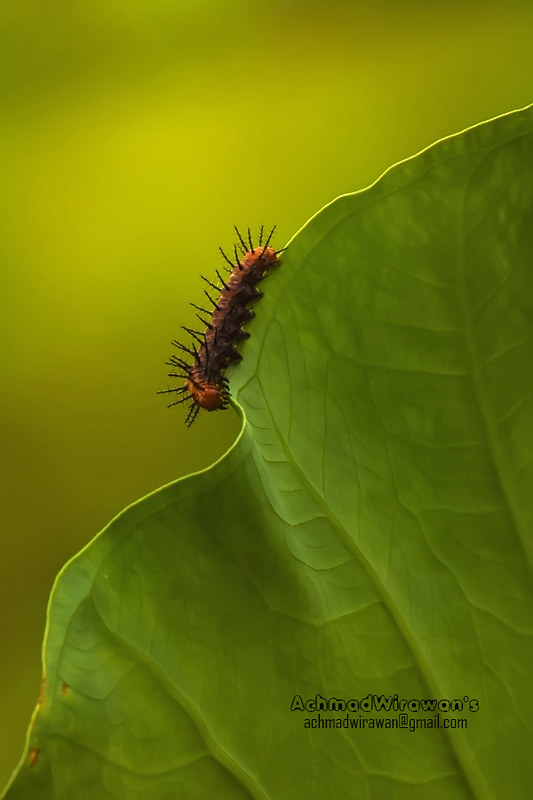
4,103,533,800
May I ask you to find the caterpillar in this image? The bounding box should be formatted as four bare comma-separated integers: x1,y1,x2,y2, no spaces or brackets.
159,226,283,426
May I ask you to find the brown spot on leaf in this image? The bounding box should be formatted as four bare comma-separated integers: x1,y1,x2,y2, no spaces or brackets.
28,748,40,768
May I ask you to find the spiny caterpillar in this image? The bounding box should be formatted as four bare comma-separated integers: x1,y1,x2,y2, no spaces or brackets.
159,226,283,426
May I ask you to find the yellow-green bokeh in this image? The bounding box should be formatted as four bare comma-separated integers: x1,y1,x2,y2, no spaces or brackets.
1,0,532,787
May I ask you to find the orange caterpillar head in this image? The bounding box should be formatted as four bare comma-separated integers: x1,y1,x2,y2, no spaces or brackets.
185,377,225,411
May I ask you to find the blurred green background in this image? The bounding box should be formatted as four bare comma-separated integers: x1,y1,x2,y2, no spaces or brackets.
1,0,532,788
